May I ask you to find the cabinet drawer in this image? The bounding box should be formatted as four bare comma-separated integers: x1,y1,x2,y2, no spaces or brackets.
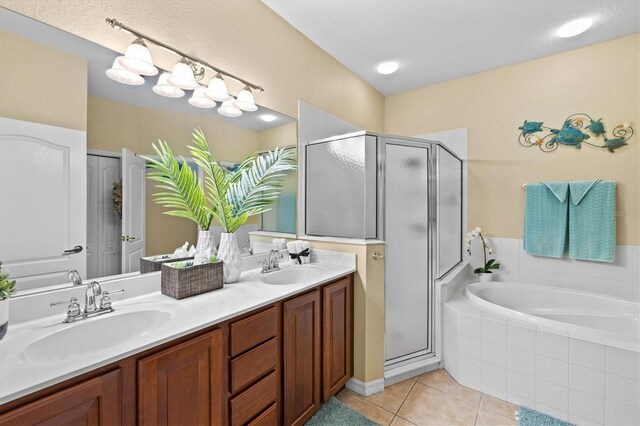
230,306,277,357
248,403,279,426
230,371,278,426
231,338,278,393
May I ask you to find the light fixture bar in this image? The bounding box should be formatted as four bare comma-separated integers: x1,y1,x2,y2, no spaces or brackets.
105,17,264,92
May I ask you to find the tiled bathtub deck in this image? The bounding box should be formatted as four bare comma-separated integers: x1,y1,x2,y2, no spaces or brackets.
337,369,518,426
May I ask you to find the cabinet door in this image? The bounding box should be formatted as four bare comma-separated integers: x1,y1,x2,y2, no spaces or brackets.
322,277,353,400
283,290,320,426
138,329,224,426
0,369,121,425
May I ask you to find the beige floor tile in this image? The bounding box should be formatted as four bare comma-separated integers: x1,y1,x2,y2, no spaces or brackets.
391,415,418,426
479,395,518,420
418,369,482,404
397,382,479,426
366,379,416,413
336,388,395,425
475,406,517,426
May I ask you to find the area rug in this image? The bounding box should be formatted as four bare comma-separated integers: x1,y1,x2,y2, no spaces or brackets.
305,397,381,426
518,406,574,426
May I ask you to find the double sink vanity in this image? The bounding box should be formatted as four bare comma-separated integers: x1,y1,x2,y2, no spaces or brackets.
0,251,355,426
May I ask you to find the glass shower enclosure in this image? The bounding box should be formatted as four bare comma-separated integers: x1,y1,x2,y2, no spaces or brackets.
304,131,463,368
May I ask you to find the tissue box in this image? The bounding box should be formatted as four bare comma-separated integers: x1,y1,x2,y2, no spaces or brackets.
140,254,194,274
161,260,223,299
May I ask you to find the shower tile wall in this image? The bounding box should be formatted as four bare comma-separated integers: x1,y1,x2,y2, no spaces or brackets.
467,238,640,302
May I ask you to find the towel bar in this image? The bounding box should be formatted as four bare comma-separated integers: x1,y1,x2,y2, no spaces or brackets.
521,180,617,190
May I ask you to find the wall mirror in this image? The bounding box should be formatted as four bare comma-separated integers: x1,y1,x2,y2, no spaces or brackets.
0,7,297,296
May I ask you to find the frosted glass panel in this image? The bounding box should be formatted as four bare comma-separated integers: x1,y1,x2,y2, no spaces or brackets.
384,143,429,362
305,135,377,238
437,146,462,277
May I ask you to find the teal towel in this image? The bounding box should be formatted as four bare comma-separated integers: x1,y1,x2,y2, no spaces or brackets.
568,180,616,262
524,182,569,258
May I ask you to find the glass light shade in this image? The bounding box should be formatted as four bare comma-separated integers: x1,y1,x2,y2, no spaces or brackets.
218,98,242,118
152,72,185,98
234,87,258,112
106,57,144,86
119,40,158,76
188,86,217,109
205,73,232,101
168,60,200,90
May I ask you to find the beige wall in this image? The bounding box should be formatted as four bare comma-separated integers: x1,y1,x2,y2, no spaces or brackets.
257,121,297,151
0,30,87,130
88,95,263,255
0,0,385,132
386,34,640,245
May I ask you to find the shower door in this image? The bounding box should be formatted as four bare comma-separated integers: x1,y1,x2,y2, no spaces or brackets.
383,139,432,366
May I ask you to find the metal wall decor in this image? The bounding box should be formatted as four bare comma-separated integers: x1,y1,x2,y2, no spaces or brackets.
518,113,634,153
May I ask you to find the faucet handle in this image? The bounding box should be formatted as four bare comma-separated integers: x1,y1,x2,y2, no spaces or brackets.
100,289,124,310
50,297,82,320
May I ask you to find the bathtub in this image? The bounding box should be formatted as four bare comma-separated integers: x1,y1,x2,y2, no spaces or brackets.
443,281,640,425
465,282,639,344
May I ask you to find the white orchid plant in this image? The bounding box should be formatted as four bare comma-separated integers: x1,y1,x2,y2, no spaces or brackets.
466,227,500,275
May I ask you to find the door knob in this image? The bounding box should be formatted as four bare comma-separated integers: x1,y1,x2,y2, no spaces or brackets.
63,245,83,255
121,235,137,241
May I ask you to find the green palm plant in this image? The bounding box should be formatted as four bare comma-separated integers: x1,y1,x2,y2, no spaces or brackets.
143,129,296,233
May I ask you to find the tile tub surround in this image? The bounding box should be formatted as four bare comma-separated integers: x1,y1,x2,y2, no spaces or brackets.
466,238,640,302
444,287,640,425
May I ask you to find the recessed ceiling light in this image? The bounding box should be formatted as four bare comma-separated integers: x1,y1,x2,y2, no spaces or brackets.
557,17,593,38
260,114,277,122
376,61,399,75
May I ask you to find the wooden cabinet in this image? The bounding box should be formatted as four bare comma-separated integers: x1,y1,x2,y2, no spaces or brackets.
283,290,321,426
0,369,121,425
138,329,224,426
322,276,353,401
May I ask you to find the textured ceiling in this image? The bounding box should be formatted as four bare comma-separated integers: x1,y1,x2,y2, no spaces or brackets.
264,0,640,96
0,7,294,131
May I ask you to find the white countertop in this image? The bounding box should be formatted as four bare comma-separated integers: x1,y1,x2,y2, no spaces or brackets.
0,256,355,405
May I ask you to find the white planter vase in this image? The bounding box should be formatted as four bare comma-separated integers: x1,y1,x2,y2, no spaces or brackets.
196,229,217,256
478,273,493,283
0,298,8,341
218,233,242,283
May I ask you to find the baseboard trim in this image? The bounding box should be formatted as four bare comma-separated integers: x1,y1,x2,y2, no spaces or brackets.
384,357,441,386
345,378,385,396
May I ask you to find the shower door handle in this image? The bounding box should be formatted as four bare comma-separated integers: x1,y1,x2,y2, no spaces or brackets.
63,245,83,255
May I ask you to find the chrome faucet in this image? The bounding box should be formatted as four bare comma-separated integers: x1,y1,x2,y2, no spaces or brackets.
85,281,102,313
50,284,125,324
68,270,83,286
260,249,283,273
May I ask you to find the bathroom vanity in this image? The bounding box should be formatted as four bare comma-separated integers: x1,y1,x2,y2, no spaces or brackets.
0,259,354,426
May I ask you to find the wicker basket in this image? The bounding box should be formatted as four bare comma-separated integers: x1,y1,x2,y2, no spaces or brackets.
161,261,223,299
140,255,194,274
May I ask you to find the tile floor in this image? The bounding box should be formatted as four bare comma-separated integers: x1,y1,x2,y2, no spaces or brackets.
336,369,518,426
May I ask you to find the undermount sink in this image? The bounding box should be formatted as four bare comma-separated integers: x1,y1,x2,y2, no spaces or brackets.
23,310,172,363
260,265,325,285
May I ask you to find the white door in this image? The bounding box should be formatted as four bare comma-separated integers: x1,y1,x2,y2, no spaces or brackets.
121,148,145,273
0,117,86,291
87,155,122,279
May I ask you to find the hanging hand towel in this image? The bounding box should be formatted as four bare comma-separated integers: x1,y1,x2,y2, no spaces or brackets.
568,180,616,262
524,182,569,258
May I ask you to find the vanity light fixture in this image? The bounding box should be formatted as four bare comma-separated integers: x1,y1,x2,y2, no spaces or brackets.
106,57,145,85
152,72,185,98
118,38,158,76
106,17,263,117
206,73,232,102
557,17,593,38
168,58,202,90
189,86,217,109
234,86,258,112
376,61,399,75
218,98,243,118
